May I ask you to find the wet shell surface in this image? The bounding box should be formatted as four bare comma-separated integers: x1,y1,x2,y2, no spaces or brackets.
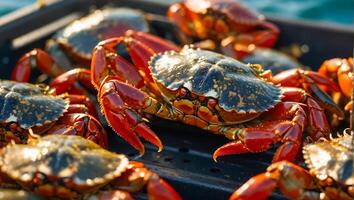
0,80,68,128
303,133,354,185
149,47,282,112
242,48,302,74
53,7,149,60
0,135,129,190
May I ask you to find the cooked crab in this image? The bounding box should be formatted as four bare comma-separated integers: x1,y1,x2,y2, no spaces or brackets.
11,7,150,82
167,0,279,59
230,129,354,200
0,78,106,148
0,135,182,200
64,30,342,162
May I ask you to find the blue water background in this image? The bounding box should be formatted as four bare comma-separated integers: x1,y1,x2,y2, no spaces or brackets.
1,0,353,26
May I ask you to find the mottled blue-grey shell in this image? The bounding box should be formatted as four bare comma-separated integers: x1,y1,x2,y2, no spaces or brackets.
242,48,302,74
49,7,149,66
0,80,68,128
149,47,282,112
0,135,129,188
303,132,354,185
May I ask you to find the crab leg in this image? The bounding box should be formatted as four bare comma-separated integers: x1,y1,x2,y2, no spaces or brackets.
272,68,344,118
91,31,180,101
90,32,182,153
50,68,94,94
230,161,319,200
214,87,332,162
99,77,163,154
214,102,306,162
64,94,98,118
220,22,279,59
318,58,353,97
110,161,182,200
48,69,99,117
11,49,64,82
45,113,108,148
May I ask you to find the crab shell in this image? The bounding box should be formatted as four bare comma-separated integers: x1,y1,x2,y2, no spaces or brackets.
149,47,282,123
47,7,149,67
0,135,129,199
303,132,354,198
241,48,303,75
0,80,68,129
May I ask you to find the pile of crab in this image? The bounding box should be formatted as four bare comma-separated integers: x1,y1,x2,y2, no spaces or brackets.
1,0,353,199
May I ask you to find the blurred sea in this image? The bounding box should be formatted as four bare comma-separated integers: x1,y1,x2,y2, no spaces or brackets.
0,0,353,26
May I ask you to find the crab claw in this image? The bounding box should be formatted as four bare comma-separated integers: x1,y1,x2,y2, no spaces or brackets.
11,48,64,82
99,77,163,155
147,174,182,200
45,113,108,148
229,173,277,200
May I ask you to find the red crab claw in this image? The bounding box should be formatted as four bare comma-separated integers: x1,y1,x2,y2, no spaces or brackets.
99,77,162,155
91,31,180,88
214,102,306,163
230,161,318,200
272,68,344,118
50,68,98,117
45,113,108,148
91,31,180,104
111,161,182,200
11,48,64,82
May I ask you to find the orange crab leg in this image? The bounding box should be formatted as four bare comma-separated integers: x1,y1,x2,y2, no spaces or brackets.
214,102,306,162
45,113,108,148
230,161,319,200
221,22,279,59
11,48,64,82
167,3,201,37
99,77,162,154
318,58,353,97
111,161,182,200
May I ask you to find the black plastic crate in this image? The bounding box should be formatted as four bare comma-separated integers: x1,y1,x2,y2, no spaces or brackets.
0,1,353,199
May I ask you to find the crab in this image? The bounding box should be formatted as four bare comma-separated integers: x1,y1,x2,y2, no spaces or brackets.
0,135,182,200
318,58,353,112
0,78,107,148
230,129,354,200
167,0,280,59
11,7,150,82
240,47,306,75
72,30,342,162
